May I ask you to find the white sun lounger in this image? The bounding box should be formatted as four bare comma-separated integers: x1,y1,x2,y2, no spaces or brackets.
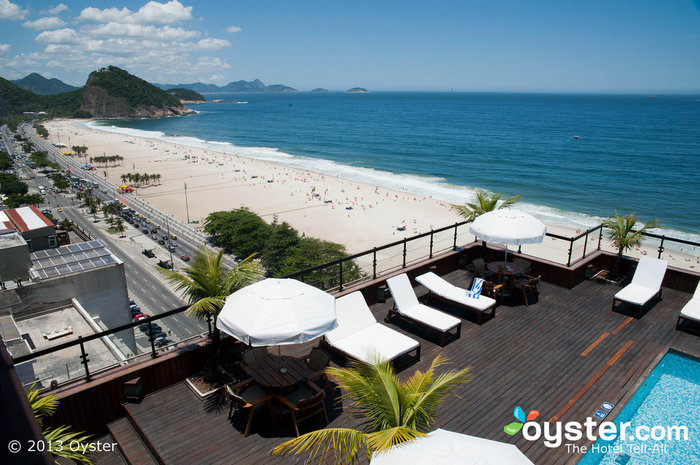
612,256,668,318
677,282,700,332
323,291,420,368
386,273,462,346
415,272,497,324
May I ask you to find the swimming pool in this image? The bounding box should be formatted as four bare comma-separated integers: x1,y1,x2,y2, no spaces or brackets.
578,351,700,464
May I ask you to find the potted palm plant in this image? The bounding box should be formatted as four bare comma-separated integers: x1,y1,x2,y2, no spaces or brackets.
601,212,660,280
271,354,470,464
161,249,264,394
453,191,521,222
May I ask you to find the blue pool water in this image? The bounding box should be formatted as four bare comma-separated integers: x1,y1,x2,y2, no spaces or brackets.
579,351,700,464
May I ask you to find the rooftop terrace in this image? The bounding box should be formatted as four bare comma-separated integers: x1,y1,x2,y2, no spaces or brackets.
84,262,699,465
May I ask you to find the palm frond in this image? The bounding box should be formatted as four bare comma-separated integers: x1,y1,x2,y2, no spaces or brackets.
27,384,58,428
270,427,369,464
42,426,94,464
366,427,427,454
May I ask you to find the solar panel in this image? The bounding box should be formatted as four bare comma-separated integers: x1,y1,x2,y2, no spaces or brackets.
30,240,117,278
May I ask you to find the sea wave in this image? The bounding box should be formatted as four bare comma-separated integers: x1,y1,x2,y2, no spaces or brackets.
84,120,700,250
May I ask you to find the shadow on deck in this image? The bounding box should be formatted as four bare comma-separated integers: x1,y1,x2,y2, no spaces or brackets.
102,270,699,465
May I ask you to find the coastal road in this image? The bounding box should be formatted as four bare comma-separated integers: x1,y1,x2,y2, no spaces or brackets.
19,123,237,269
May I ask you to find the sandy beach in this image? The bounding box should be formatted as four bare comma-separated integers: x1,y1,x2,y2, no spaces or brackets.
43,119,698,272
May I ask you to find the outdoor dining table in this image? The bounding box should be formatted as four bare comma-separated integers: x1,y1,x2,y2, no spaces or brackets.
242,355,311,391
486,261,525,283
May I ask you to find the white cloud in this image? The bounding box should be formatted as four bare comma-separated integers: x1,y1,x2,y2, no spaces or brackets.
0,43,10,53
196,56,230,69
226,25,242,33
23,17,67,30
78,0,193,25
36,28,81,44
86,22,200,41
194,38,230,50
0,0,28,20
45,4,68,15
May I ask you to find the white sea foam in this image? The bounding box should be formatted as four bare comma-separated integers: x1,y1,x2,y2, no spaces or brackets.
84,120,700,250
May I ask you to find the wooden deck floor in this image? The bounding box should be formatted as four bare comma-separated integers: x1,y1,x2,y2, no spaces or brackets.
110,272,698,465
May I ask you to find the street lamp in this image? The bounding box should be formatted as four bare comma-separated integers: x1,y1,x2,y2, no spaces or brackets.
184,182,190,223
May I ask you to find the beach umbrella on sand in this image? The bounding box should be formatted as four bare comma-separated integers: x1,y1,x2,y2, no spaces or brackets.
469,209,546,260
371,429,534,465
216,278,337,349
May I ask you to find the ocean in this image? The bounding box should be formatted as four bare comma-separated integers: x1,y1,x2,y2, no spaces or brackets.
89,92,700,244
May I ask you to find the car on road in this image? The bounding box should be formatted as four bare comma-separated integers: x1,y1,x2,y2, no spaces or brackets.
161,235,168,241
157,260,173,269
151,234,158,240
142,228,149,234
180,254,190,262
57,207,63,212
142,249,155,258
158,239,165,245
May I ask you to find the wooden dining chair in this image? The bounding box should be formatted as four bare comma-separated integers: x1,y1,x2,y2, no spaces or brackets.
225,378,275,437
512,274,541,306
241,347,269,368
305,347,331,390
275,381,329,437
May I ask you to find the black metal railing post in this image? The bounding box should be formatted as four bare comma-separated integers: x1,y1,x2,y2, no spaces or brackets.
582,232,589,259
658,236,665,259
597,227,603,250
453,223,458,250
78,336,91,382
402,238,407,268
429,229,434,259
567,239,573,267
338,261,344,291
148,321,157,359
372,247,377,279
207,314,212,337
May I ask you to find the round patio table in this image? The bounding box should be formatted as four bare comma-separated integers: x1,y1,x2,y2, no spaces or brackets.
486,261,525,281
246,355,310,390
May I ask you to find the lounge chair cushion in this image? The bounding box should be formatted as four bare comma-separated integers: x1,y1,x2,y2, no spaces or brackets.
415,272,496,312
614,256,668,306
329,323,420,365
615,284,659,306
387,274,461,332
679,283,700,322
325,291,378,344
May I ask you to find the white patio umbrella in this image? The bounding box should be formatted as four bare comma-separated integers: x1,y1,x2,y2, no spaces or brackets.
216,278,337,347
469,209,546,260
371,429,534,465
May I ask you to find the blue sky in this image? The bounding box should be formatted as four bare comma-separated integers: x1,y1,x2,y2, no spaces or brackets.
1,0,699,92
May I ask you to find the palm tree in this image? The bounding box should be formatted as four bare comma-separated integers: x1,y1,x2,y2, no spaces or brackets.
271,354,471,464
27,384,94,464
602,212,660,258
453,191,521,222
161,250,264,382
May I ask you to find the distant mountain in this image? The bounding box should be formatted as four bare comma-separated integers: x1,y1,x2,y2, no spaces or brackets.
80,66,195,118
167,88,206,102
310,88,330,93
346,87,369,93
11,73,79,95
0,65,194,119
155,79,297,93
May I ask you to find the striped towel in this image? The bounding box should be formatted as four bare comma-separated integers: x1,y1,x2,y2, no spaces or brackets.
466,277,484,299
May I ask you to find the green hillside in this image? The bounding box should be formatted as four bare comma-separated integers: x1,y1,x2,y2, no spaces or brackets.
0,77,84,116
85,66,184,110
12,73,80,95
168,88,206,102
